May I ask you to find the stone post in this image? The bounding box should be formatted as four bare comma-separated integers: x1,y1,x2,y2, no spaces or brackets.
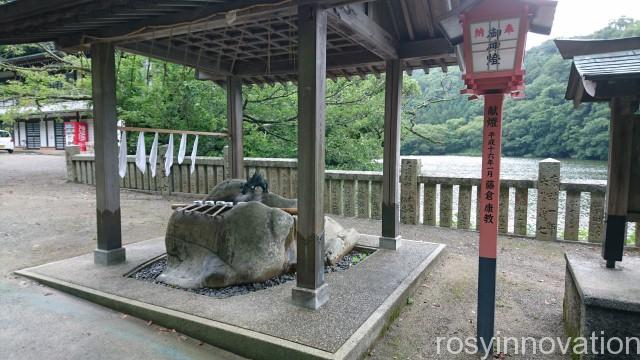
514,187,528,236
64,145,81,182
589,192,605,243
158,144,170,195
457,185,472,229
400,158,420,225
536,158,560,241
423,182,437,226
223,145,232,180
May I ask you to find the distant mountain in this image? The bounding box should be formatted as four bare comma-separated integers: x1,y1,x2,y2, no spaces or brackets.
401,17,640,161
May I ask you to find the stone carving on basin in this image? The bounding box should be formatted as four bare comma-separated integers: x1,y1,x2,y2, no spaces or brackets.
158,173,359,289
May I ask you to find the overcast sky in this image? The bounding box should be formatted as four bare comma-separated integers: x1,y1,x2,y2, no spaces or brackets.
525,0,640,49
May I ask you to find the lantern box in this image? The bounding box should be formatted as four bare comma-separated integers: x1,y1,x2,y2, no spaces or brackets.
439,0,557,97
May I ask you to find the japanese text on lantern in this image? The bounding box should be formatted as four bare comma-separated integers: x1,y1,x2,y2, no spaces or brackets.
482,105,499,225
470,18,520,72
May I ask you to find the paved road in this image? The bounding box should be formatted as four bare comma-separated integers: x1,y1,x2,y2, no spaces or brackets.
0,152,241,360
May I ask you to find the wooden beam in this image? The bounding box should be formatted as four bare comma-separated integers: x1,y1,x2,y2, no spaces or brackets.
327,4,397,60
398,38,454,60
399,0,415,40
292,3,328,310
197,49,381,81
118,41,232,77
380,59,402,250
196,39,455,81
91,42,125,265
57,0,363,45
0,0,91,24
226,76,244,179
55,1,289,44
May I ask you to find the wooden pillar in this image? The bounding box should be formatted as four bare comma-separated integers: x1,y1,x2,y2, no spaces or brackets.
380,59,403,250
91,42,125,265
291,3,328,310
602,97,635,268
227,76,244,179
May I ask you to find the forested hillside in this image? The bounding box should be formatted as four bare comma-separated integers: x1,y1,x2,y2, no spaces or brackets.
402,17,640,160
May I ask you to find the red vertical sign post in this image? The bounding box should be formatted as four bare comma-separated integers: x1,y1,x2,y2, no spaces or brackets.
439,0,556,353
477,93,503,350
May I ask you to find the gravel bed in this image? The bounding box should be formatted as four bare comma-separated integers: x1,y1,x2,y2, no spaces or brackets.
131,248,374,298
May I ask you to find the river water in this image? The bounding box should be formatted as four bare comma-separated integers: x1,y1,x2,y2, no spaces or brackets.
399,155,637,241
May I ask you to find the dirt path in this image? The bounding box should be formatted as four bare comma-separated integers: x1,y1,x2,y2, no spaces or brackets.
341,216,597,359
0,152,619,359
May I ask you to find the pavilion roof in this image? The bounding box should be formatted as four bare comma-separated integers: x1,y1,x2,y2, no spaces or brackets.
0,0,464,84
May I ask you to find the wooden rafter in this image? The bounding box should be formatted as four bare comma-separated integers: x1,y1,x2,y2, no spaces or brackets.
327,5,398,60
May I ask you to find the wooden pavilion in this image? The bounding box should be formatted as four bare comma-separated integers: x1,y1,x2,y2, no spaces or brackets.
0,0,463,309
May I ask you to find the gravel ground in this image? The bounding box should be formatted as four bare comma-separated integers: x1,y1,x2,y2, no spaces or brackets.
132,249,372,298
3,152,638,359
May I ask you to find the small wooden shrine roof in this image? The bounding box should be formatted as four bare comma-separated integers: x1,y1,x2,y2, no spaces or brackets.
0,0,465,84
555,37,640,105
573,50,640,81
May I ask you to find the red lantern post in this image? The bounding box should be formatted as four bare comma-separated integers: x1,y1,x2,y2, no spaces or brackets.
439,0,557,353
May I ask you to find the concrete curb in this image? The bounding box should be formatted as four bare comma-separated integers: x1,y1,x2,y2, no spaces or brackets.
334,241,446,360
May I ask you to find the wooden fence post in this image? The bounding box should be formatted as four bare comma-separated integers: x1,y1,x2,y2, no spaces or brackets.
400,158,420,225
536,158,561,241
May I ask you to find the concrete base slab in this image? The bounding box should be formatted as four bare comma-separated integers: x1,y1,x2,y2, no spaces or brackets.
379,235,402,250
16,235,444,360
94,247,126,265
564,252,640,359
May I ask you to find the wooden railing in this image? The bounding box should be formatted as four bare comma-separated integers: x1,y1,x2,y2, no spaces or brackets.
66,147,639,245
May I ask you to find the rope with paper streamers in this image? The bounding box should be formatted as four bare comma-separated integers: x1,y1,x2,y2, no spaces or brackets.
118,127,227,179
